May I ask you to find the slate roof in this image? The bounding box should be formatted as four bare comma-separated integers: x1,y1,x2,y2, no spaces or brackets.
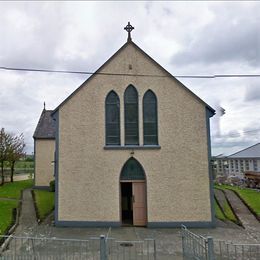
33,110,55,139
228,143,260,158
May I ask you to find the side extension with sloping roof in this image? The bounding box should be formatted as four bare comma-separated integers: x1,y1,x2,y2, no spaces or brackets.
33,109,56,188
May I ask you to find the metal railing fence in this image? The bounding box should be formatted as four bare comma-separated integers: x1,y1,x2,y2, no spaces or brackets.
0,235,100,260
0,233,156,260
213,240,260,260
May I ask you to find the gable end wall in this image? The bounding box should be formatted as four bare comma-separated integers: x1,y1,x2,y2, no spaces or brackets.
56,44,213,226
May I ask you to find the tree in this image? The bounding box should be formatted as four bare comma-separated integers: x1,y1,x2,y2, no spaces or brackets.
7,133,25,182
0,128,11,185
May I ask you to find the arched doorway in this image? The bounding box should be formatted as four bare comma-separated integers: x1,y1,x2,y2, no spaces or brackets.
120,158,147,226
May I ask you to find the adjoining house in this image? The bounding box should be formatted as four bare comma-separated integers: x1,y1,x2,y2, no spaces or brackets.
34,24,215,228
213,143,260,177
33,108,55,188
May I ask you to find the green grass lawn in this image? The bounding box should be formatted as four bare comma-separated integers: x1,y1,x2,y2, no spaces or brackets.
214,199,226,221
33,190,55,221
0,200,18,235
214,195,238,223
222,199,238,223
0,179,33,199
215,184,260,217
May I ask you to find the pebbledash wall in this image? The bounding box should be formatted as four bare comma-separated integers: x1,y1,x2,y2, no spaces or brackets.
53,42,215,227
34,139,55,187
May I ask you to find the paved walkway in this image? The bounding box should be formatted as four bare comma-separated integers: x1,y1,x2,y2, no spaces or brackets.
13,188,38,236
224,189,260,241
224,189,260,228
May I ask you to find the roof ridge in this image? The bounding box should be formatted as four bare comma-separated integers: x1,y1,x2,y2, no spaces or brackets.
33,109,45,138
227,143,260,157
33,109,55,139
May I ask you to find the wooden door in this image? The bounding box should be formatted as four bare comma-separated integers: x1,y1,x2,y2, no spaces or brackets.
132,182,147,226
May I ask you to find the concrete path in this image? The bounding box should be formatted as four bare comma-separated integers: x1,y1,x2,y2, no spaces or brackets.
13,188,38,236
224,189,260,241
214,189,226,210
224,189,260,228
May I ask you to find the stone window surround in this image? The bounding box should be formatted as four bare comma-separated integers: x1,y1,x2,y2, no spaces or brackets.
105,86,159,149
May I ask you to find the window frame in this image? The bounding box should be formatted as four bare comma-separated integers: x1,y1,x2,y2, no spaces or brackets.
143,89,158,145
105,90,121,146
124,85,139,145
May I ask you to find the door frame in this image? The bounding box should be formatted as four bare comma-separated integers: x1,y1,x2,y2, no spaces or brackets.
119,179,147,226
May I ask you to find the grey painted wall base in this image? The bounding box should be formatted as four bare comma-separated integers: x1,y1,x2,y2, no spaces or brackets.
147,221,215,228
55,221,121,228
55,220,215,228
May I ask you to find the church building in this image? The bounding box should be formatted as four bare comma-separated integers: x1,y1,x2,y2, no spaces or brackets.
34,23,215,227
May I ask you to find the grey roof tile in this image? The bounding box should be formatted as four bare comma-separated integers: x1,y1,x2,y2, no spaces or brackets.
33,110,55,139
228,143,260,158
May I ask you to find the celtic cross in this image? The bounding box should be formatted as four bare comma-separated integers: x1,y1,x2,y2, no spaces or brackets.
124,22,134,42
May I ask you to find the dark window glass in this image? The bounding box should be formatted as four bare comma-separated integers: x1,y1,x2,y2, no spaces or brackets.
124,85,139,145
105,91,120,145
120,158,145,180
143,90,158,145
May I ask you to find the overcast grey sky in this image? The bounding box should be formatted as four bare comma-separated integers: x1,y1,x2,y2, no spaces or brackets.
0,1,259,156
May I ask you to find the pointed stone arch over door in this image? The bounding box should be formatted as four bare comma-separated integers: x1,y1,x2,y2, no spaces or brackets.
120,158,147,226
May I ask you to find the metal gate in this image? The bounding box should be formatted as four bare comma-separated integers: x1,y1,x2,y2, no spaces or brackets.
181,225,260,260
181,225,213,260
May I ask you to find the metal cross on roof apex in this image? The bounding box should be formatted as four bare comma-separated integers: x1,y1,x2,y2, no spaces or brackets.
124,22,134,42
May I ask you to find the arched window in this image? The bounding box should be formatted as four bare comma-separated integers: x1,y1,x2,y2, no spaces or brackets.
105,91,120,145
124,85,139,145
143,90,158,145
120,157,145,180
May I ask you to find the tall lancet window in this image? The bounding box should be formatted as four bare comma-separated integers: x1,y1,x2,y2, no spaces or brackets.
124,85,139,145
143,90,158,145
105,91,120,145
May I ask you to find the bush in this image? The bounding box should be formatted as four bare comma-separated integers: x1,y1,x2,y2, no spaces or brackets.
49,180,55,192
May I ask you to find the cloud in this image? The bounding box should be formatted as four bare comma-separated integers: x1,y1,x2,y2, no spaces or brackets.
244,80,260,102
171,2,260,68
0,1,259,156
0,70,84,153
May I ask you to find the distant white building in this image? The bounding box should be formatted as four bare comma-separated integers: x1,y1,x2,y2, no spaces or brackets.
213,143,260,177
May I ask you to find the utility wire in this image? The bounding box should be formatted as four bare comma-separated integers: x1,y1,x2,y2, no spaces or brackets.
0,66,260,78
214,128,260,138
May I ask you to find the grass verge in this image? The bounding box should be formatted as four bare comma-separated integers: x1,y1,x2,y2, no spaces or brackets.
0,200,18,235
215,184,260,218
0,179,33,199
222,199,238,223
32,190,54,221
214,198,226,221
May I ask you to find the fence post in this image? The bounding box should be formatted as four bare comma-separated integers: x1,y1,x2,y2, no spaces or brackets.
100,235,107,260
207,237,214,260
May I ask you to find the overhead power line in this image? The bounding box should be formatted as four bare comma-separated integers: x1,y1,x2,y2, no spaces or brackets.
0,66,260,78
214,128,260,138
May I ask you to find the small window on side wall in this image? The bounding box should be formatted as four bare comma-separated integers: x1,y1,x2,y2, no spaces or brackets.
105,91,120,145
143,90,158,145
